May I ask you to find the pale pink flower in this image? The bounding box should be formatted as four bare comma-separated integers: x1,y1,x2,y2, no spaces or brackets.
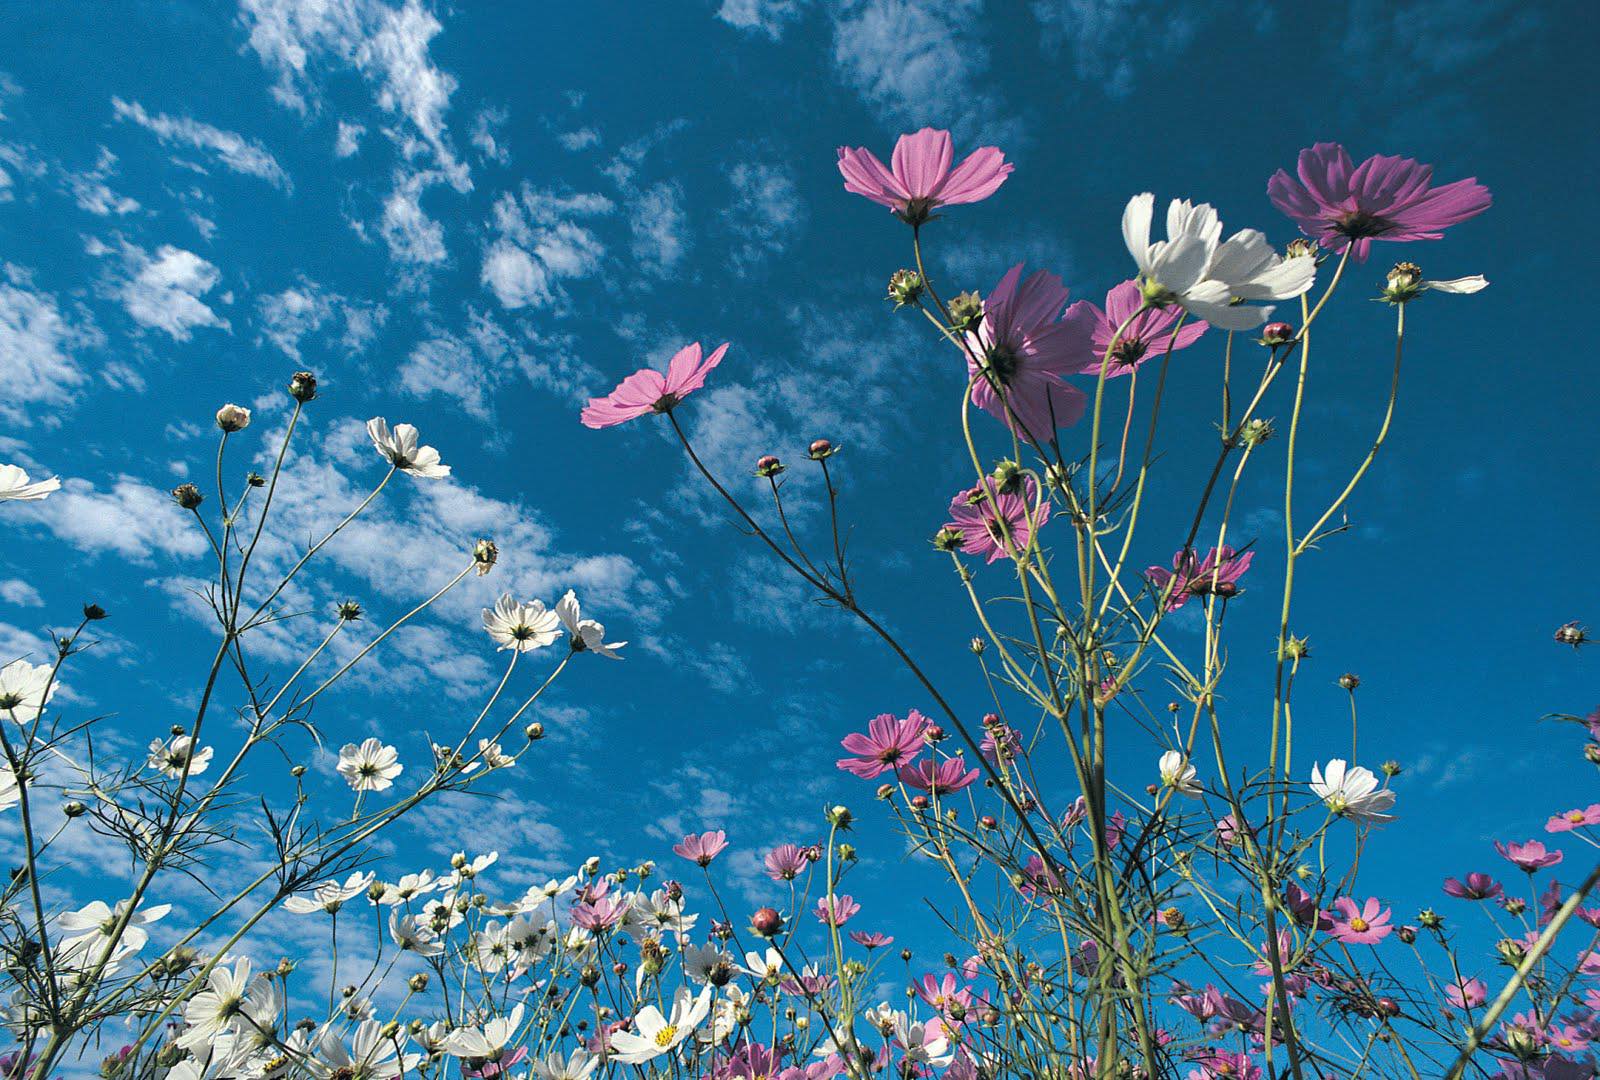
944,475,1050,564
1445,977,1487,1010
836,127,1012,225
899,756,979,795
815,894,860,927
836,710,928,779
1267,142,1491,262
965,263,1094,439
580,342,729,428
1496,839,1564,872
1546,805,1600,833
1326,896,1393,945
1063,279,1208,378
764,844,809,881
672,830,729,867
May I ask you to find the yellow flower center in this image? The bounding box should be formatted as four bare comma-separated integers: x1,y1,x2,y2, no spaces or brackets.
654,1024,679,1048
1569,810,1586,823
1349,917,1369,932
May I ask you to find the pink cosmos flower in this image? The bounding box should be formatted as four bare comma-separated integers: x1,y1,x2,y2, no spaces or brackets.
836,127,1012,225
463,1047,527,1079
1326,896,1393,945
672,829,729,867
1063,278,1208,378
764,843,810,881
1496,839,1565,872
1445,977,1487,1010
1186,1051,1262,1080
579,341,729,428
815,894,860,927
1547,804,1600,833
944,475,1050,564
571,894,628,931
965,263,1094,439
1267,142,1491,262
1146,546,1253,611
778,966,836,996
1443,872,1504,900
836,709,929,779
849,930,892,949
898,755,980,795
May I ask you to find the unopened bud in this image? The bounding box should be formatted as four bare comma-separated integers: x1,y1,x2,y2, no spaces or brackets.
948,291,983,332
472,539,498,575
287,370,318,402
808,438,837,461
82,603,107,621
1260,322,1296,347
1338,672,1360,691
1555,621,1588,647
215,403,252,432
63,801,87,819
886,269,924,308
526,722,545,741
751,907,783,937
171,483,203,510
754,455,785,478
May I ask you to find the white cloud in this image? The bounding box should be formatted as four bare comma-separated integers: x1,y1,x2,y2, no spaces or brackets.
557,128,599,152
257,278,386,358
15,476,209,562
111,243,230,340
111,97,291,190
479,185,611,310
631,182,689,279
379,172,447,268
0,579,42,606
470,106,509,165
64,147,140,216
722,161,804,270
238,0,470,191
830,0,1013,143
334,119,366,157
0,264,103,427
716,0,808,39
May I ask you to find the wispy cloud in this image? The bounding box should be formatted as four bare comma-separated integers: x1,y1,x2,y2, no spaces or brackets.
112,97,292,190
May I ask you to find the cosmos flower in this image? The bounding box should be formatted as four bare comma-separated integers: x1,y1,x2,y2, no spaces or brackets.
673,830,729,867
555,590,626,659
0,464,60,502
1158,750,1201,798
1442,872,1503,901
1123,193,1316,330
336,738,403,792
898,755,980,796
836,709,929,779
1326,896,1393,945
366,417,450,478
178,958,262,1049
1309,759,1396,825
815,894,861,927
965,263,1094,439
483,595,562,652
1267,142,1491,262
850,930,893,949
1496,839,1564,872
1546,805,1600,833
389,911,444,957
0,764,17,812
283,871,375,915
836,127,1012,225
764,843,810,881
1146,546,1253,611
314,1021,424,1080
531,1051,600,1080
580,342,728,428
1445,977,1487,1010
944,475,1050,564
607,986,712,1064
1064,278,1208,377
59,899,171,956
146,735,214,779
0,659,57,721
443,1002,524,1061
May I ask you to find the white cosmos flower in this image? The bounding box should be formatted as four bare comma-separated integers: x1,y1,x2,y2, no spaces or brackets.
283,871,375,915
682,942,734,985
444,850,499,886
531,1050,600,1080
478,739,516,769
147,735,213,779
483,594,562,652
388,911,444,957
336,738,403,792
0,464,60,502
374,871,437,905
741,946,783,980
1310,759,1396,825
1158,750,1201,798
179,958,260,1048
366,417,450,478
893,1013,953,1067
58,899,171,950
0,659,56,721
607,986,712,1064
555,590,626,659
0,764,17,811
443,1001,524,1059
468,920,513,972
1422,275,1489,294
313,1019,422,1080
1123,193,1316,330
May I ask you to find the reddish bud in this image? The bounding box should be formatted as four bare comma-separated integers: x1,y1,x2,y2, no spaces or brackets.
751,907,784,937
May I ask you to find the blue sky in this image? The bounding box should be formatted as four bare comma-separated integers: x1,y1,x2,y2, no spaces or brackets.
1,0,1597,987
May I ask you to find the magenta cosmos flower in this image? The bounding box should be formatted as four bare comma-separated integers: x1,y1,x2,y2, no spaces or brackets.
1496,839,1564,871
672,829,729,867
1326,895,1393,945
1442,872,1503,900
815,894,861,927
966,263,1094,440
1547,804,1600,833
1267,142,1491,262
899,755,980,795
944,475,1050,564
579,341,729,428
1063,279,1208,378
1445,977,1487,1010
836,709,929,779
849,930,893,949
764,843,810,881
836,127,1012,225
1146,546,1253,611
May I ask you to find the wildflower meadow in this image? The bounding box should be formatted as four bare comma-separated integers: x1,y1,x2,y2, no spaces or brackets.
0,4,1594,1079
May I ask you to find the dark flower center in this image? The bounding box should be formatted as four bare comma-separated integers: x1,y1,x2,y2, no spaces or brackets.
651,393,680,413
1332,209,1395,239
1110,338,1147,367
895,197,936,226
984,343,1020,384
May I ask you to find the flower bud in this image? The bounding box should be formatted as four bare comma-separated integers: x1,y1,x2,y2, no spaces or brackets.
1260,322,1297,347
924,725,946,743
337,601,363,621
82,603,107,621
910,794,930,811
171,483,203,510
290,764,305,777
1555,621,1588,647
215,403,252,432
1381,262,1423,304
367,881,386,902
979,815,997,830
579,964,600,987
1416,907,1443,929
948,291,983,332
808,438,837,461
276,957,295,977
1379,760,1401,778
472,539,498,576
1280,635,1311,661
826,804,853,829
932,527,963,552
838,843,857,862
246,471,265,488
63,801,87,818
526,722,545,741
886,269,924,308
969,636,985,655
288,370,318,402
1585,744,1600,765
751,907,783,937
875,783,894,801
1238,417,1274,448
1396,925,1417,944
754,454,785,478
1338,672,1360,691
